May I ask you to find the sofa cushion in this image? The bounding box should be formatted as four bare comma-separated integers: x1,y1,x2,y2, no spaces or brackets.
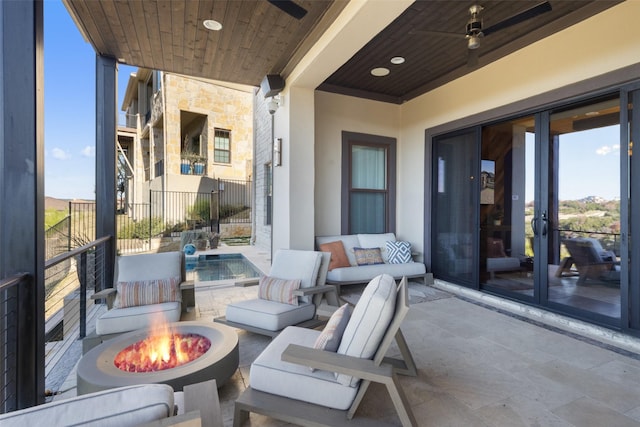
270,250,321,304
336,274,396,386
353,247,384,266
326,262,426,283
316,235,360,266
357,233,396,263
251,326,359,410
313,304,351,352
0,384,175,427
258,276,301,305
386,240,412,264
114,276,182,309
96,301,181,335
318,240,351,271
226,299,316,332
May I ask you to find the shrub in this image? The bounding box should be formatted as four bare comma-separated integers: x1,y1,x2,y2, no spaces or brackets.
188,199,211,222
118,217,164,239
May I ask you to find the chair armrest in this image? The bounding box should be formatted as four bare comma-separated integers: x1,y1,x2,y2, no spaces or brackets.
91,288,117,309
293,285,339,306
293,285,336,296
91,288,116,299
282,344,392,384
180,280,194,290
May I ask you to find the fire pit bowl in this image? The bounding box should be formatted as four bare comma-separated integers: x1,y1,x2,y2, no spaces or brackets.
77,321,238,395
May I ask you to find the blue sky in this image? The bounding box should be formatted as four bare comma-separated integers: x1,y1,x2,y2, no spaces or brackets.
44,1,135,200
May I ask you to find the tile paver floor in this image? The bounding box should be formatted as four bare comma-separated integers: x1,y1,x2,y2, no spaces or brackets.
57,245,640,426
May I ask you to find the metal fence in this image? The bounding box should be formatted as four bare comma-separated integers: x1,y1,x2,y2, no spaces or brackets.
45,181,252,256
218,178,252,224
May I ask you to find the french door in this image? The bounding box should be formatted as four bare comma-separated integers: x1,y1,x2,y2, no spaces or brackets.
433,92,637,329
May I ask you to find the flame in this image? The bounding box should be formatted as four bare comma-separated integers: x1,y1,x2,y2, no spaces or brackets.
114,316,211,373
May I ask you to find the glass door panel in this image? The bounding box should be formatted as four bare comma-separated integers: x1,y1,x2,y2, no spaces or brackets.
547,96,621,320
432,130,477,285
480,117,536,300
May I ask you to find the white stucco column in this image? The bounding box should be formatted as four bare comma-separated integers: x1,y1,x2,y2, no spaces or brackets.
272,87,316,251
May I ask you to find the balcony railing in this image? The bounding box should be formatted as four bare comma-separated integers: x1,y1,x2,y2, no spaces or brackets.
1,236,112,413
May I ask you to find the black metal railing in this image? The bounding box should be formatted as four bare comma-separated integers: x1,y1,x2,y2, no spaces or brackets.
42,236,110,402
0,272,30,413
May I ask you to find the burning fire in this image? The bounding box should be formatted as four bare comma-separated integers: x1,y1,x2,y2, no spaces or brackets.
114,322,211,372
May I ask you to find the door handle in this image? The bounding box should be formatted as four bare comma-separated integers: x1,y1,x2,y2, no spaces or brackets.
541,211,548,236
531,216,538,236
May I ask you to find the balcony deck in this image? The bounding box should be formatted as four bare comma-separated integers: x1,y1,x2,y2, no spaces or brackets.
51,245,640,426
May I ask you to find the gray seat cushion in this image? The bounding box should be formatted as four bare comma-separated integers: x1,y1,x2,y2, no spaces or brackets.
326,262,425,283
226,299,316,332
0,384,174,426
96,301,181,335
250,326,358,410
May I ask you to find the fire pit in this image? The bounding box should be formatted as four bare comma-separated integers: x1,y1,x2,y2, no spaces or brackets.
77,321,238,395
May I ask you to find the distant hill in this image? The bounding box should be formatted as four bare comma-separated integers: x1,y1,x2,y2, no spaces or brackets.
45,197,93,211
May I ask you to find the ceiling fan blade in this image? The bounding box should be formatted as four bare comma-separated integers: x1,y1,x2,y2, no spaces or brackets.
482,1,552,36
467,48,479,67
410,29,467,39
267,0,308,20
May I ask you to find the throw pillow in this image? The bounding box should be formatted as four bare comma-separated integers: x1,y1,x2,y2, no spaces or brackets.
257,275,301,305
353,247,384,266
313,304,351,352
319,240,351,270
487,237,507,258
386,240,412,264
115,276,182,309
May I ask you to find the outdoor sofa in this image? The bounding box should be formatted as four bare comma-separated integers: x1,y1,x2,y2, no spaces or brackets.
315,232,428,293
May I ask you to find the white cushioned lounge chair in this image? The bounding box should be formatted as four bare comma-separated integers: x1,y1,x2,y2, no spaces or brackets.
215,249,338,337
234,274,417,426
85,251,195,352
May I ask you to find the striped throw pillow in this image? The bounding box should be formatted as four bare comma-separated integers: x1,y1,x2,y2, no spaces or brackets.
313,303,351,352
258,276,301,305
115,276,182,308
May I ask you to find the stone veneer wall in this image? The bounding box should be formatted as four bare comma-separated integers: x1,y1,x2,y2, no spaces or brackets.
162,74,253,181
252,91,273,251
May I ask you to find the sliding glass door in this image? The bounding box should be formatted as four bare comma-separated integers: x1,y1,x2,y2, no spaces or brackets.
433,93,631,328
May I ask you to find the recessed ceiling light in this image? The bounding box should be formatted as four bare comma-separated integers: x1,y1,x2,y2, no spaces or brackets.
371,67,390,77
390,56,405,65
203,19,222,31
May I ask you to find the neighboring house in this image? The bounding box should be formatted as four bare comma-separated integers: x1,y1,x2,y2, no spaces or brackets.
118,69,253,208
117,69,254,236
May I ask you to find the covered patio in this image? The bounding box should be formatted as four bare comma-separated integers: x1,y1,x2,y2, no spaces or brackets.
3,0,640,422
51,244,640,425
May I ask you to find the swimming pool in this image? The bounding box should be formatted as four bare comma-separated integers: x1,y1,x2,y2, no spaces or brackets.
185,253,262,282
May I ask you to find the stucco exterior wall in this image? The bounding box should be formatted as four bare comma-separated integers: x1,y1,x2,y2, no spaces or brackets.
314,92,401,235
312,1,640,262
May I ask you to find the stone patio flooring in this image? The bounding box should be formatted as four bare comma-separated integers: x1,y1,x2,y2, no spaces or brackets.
58,244,640,426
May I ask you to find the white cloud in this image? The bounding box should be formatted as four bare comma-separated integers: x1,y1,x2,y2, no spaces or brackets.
51,147,70,160
81,146,95,157
596,144,620,156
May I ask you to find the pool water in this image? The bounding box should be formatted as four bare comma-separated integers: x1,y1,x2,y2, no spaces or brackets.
185,253,261,282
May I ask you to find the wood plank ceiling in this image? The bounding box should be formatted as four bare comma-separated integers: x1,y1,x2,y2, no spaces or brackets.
63,0,620,104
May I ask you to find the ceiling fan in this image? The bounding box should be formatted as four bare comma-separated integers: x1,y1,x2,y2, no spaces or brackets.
267,0,308,20
414,1,552,66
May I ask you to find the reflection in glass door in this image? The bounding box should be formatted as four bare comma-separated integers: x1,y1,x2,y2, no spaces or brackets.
546,96,621,320
480,117,536,299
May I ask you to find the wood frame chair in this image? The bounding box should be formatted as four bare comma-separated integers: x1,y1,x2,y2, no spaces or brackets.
215,250,339,337
233,276,417,427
